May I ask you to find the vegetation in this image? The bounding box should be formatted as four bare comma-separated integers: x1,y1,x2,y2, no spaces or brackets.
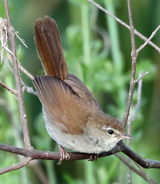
0,0,160,183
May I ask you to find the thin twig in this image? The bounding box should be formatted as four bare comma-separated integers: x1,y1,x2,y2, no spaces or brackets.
0,80,17,95
0,17,34,80
19,64,34,80
14,30,28,48
135,163,155,184
116,154,156,184
132,72,143,121
3,0,32,148
127,114,132,147
0,157,31,175
134,71,149,84
123,0,137,127
137,25,160,53
87,0,160,52
127,167,133,184
21,80,37,95
127,114,132,184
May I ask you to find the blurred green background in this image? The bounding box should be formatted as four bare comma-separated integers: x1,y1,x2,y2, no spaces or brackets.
0,0,160,183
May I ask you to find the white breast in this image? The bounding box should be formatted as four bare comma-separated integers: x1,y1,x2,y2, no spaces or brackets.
43,110,120,153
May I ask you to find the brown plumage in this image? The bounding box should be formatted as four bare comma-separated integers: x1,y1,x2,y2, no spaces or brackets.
33,16,132,162
34,17,67,79
34,16,105,135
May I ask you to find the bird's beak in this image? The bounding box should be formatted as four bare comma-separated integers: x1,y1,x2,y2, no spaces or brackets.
121,134,134,140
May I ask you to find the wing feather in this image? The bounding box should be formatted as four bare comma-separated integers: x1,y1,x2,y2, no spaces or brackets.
33,75,103,134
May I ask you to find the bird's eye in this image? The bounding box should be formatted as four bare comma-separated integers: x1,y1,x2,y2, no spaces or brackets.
108,129,114,135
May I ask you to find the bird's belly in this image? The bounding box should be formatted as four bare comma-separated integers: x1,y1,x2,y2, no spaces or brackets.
43,111,118,154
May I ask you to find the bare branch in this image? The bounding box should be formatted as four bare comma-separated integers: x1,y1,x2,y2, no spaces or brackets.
136,164,155,184
14,30,28,48
116,154,156,184
0,80,17,95
0,157,31,175
123,0,137,127
87,0,160,52
21,80,37,95
3,0,31,148
0,17,34,80
137,25,160,53
131,73,143,121
134,71,149,84
120,141,160,169
18,63,34,80
127,114,132,184
0,141,160,169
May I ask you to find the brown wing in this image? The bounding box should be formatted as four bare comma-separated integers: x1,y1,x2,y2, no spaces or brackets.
65,74,102,108
34,16,68,80
33,75,103,135
34,16,103,135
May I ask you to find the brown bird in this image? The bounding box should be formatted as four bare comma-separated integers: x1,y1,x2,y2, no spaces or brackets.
33,16,132,164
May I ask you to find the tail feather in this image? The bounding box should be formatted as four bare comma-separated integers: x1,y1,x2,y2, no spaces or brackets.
34,16,68,80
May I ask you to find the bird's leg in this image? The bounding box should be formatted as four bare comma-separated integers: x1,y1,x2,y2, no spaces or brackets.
88,154,98,161
57,145,70,165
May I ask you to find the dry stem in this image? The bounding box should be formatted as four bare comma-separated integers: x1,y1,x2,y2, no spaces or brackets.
3,0,31,148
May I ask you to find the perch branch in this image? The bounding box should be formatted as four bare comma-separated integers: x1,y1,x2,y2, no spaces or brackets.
0,141,160,169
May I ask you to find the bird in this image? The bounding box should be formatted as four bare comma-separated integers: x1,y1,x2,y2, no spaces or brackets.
33,16,133,164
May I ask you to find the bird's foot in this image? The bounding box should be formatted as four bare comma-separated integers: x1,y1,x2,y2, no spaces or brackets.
88,153,98,161
57,145,70,165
